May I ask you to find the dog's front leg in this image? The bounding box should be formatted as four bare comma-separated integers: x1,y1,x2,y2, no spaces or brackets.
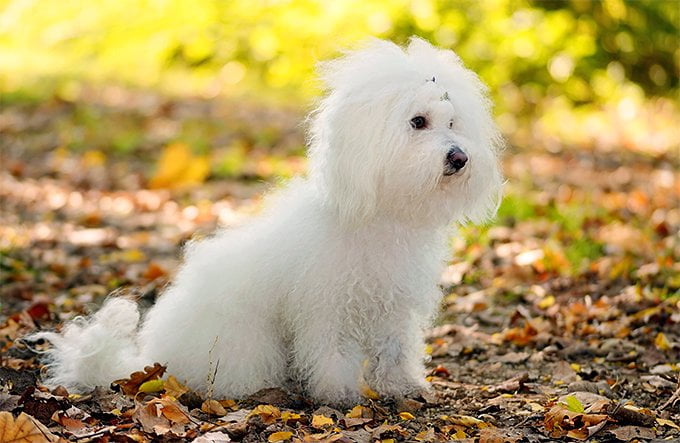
364,322,429,398
293,321,363,406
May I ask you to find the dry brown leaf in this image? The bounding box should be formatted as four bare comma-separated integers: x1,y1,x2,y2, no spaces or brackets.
478,427,523,443
544,403,609,439
113,362,167,396
607,425,655,441
202,399,227,416
163,375,190,398
0,411,59,442
51,410,85,431
143,262,167,280
133,396,192,436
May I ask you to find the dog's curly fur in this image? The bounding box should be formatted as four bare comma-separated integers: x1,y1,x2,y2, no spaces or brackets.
33,37,503,405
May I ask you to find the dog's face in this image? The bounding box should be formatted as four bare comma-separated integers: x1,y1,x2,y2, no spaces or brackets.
309,38,503,227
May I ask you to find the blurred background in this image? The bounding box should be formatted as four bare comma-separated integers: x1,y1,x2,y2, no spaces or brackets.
1,0,678,313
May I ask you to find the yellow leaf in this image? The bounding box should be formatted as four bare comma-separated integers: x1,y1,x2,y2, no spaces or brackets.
538,295,555,309
451,429,467,439
150,142,191,188
138,379,164,393
268,431,293,442
562,395,585,413
149,142,210,189
249,404,281,424
361,385,380,400
346,405,367,419
655,332,671,351
83,150,106,167
446,414,489,428
657,418,679,429
121,249,146,262
311,414,334,429
424,344,433,355
281,411,301,422
381,440,396,443
398,412,414,420
570,363,581,372
183,156,211,185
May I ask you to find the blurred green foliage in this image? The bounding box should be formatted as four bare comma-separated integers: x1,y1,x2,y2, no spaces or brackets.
0,0,677,116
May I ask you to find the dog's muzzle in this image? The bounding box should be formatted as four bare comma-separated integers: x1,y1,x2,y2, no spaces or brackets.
444,146,468,176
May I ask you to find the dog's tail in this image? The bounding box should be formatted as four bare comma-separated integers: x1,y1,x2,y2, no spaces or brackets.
30,298,147,392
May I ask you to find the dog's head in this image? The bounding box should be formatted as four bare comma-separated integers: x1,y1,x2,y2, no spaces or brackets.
308,37,503,227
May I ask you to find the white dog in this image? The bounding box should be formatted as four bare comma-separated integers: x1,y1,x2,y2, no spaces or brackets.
35,37,502,405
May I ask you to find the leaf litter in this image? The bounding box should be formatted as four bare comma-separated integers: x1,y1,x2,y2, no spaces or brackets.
0,92,678,441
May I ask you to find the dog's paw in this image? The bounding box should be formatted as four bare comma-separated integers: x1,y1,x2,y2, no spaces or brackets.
370,376,430,400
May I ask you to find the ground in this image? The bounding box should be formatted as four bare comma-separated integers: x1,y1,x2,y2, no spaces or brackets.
0,91,678,442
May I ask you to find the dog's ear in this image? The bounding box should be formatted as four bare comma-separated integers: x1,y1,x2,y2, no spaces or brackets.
308,96,381,225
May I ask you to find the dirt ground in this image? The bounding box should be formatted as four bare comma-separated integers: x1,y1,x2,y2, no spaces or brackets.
1,95,678,442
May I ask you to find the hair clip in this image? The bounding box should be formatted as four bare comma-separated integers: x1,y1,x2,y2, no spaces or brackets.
441,91,450,101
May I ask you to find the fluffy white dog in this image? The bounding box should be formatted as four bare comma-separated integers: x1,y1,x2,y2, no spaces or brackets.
36,37,503,405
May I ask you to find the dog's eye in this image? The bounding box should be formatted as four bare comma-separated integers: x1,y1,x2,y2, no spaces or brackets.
448,120,454,129
410,116,427,130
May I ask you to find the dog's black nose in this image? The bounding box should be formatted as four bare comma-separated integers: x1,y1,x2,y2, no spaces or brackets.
445,147,468,175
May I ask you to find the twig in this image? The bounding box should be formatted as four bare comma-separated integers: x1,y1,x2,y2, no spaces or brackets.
206,335,220,400
658,373,680,411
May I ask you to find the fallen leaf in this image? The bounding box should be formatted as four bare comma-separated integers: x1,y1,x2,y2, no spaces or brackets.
361,385,380,400
430,364,450,377
280,411,301,423
132,395,192,436
51,410,85,431
113,362,167,396
488,373,528,393
194,431,233,442
607,425,655,440
139,379,165,393
202,399,227,416
537,295,555,309
248,404,281,425
150,142,210,189
345,405,372,419
445,414,490,428
398,412,414,420
478,427,524,443
544,403,608,439
563,395,585,413
311,414,334,429
0,411,59,442
268,431,293,442
164,375,189,398
655,332,671,351
143,262,167,280
657,417,679,429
